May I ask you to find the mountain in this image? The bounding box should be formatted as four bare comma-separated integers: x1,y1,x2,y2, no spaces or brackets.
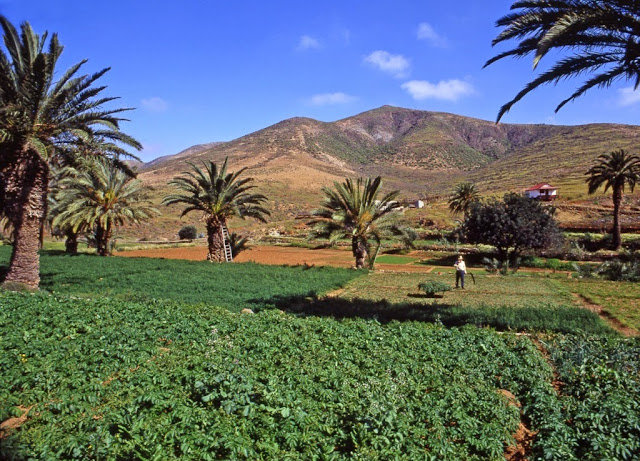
138,105,640,234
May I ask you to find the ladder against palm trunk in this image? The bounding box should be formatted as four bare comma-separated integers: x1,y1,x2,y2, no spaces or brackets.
222,225,233,262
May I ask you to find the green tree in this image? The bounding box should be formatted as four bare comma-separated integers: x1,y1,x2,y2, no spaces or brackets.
462,193,560,270
448,182,480,216
48,138,141,254
486,1,640,121
586,149,640,250
163,158,269,262
52,159,158,256
310,176,408,269
0,17,139,288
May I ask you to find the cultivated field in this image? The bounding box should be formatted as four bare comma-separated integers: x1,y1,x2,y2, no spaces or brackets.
2,244,639,459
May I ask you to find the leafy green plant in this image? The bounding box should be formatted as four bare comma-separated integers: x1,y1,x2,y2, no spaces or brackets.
0,291,560,460
598,258,640,282
178,225,198,240
418,280,452,297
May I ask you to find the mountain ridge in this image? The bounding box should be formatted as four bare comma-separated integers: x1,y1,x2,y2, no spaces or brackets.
137,105,640,230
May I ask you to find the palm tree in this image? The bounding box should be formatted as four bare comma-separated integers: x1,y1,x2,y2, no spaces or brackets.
52,159,158,256
0,17,139,288
449,182,480,216
486,1,640,121
586,149,640,250
162,158,270,262
48,138,138,254
310,176,404,269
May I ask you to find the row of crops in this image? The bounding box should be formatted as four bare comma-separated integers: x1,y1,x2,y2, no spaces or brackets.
2,290,639,460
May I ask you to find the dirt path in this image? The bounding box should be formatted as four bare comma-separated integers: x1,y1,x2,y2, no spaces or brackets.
116,245,438,274
571,293,639,337
0,405,33,439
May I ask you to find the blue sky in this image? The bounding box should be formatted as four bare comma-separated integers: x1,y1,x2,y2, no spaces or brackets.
2,0,640,161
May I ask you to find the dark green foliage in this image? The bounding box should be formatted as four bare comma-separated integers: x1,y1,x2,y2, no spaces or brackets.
462,193,561,269
597,257,640,282
0,246,360,312
418,280,451,297
0,291,558,460
178,225,197,240
540,336,640,460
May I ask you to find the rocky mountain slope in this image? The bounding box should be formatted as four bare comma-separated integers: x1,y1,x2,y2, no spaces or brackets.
137,105,640,233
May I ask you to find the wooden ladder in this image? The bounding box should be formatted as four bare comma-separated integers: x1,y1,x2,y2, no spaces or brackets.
222,225,233,262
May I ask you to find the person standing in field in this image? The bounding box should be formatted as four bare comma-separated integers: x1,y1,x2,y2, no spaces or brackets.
454,255,466,289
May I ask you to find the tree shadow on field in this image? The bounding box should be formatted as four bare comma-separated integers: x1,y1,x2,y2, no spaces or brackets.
249,293,487,328
248,293,616,335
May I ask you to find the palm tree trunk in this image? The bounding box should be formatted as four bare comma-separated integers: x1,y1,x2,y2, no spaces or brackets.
95,225,112,256
1,149,49,290
352,237,368,269
206,218,226,262
65,229,78,255
612,185,622,250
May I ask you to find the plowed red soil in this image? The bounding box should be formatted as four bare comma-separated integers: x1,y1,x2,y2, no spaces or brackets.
116,245,437,273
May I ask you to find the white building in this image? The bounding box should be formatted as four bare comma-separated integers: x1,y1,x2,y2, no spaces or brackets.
524,183,558,201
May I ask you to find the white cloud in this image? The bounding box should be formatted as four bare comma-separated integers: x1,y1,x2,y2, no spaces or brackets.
618,86,640,106
141,97,168,113
401,79,475,102
309,92,356,106
364,50,410,78
297,35,321,51
417,22,447,47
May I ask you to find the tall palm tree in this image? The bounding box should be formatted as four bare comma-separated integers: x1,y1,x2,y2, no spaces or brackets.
449,182,480,217
586,149,640,250
163,158,270,262
52,159,158,256
486,1,640,121
0,17,139,288
310,176,404,269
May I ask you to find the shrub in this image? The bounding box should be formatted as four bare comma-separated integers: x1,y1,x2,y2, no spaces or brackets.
598,258,640,282
178,225,198,240
418,280,451,297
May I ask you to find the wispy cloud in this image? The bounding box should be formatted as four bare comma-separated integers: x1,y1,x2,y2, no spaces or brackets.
618,86,640,106
364,50,410,78
309,92,356,106
297,35,321,51
401,79,475,102
417,22,448,47
141,97,168,113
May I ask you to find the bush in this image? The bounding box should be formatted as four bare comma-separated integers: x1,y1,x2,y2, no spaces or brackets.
178,225,197,240
418,280,451,297
598,258,640,282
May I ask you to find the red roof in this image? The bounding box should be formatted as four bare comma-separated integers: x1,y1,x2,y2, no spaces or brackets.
525,183,557,191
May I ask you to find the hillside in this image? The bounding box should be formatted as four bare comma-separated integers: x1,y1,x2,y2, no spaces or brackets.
137,105,640,237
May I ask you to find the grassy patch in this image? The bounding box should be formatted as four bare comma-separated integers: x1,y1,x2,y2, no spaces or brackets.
0,246,361,312
339,271,576,309
374,254,419,265
555,278,640,331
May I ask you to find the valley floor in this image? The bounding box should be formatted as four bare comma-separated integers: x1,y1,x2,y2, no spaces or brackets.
1,246,639,460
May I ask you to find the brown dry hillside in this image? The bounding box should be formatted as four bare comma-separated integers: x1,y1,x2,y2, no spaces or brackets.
136,105,640,236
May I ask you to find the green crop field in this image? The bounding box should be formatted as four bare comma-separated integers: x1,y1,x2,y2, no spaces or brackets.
0,246,360,312
1,249,639,460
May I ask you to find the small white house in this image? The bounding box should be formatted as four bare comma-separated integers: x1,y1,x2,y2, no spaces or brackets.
412,200,425,209
524,183,558,201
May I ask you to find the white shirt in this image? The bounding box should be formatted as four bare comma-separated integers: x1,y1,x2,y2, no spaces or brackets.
454,261,466,273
